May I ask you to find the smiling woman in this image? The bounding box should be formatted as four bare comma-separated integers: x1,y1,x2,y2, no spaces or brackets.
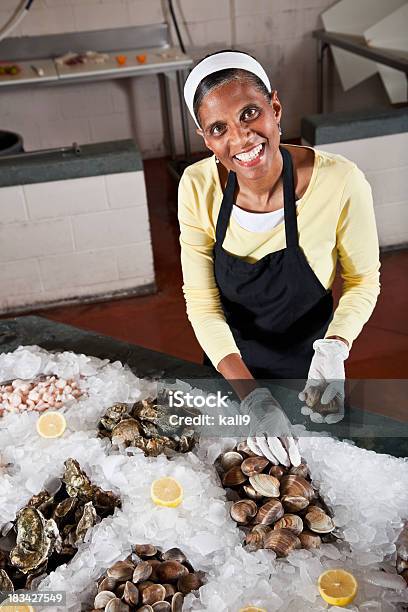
178,50,380,444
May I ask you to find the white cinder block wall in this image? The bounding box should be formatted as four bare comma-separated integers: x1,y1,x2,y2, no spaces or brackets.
311,133,408,248
0,171,155,313
0,0,390,157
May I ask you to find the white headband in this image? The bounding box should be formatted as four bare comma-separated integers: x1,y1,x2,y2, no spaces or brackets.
183,51,271,127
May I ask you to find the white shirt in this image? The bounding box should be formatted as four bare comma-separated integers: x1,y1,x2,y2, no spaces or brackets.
232,200,300,232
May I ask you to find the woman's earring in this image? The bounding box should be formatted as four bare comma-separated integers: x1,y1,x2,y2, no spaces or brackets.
278,123,282,135
215,156,220,164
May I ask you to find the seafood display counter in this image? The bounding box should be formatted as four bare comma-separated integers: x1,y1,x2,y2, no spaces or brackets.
0,315,408,611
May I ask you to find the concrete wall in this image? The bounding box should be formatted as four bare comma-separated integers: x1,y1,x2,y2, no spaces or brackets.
0,170,155,313
0,0,391,157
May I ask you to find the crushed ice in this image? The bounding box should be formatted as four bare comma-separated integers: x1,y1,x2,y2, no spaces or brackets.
0,345,408,611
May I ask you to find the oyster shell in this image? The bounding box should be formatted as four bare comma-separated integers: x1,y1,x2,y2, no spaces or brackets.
222,465,247,487
230,499,258,524
63,458,94,500
75,501,97,544
132,399,158,423
280,475,315,501
9,507,57,574
249,474,280,498
0,569,14,592
111,418,142,444
52,497,77,521
241,456,269,477
101,403,130,430
274,514,303,535
254,499,284,526
264,527,301,557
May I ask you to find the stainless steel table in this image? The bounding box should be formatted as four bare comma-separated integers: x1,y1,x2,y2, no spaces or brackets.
313,29,408,112
0,24,193,160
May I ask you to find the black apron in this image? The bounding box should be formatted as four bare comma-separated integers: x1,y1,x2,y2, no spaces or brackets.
204,145,334,379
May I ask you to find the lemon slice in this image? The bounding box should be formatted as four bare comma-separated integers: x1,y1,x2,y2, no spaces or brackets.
36,411,66,438
239,608,267,612
318,569,358,606
151,477,183,508
0,605,35,611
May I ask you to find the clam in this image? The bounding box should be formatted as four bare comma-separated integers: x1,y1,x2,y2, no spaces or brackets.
156,560,189,582
230,499,258,524
245,525,270,551
105,597,129,612
242,485,263,501
264,528,301,557
177,572,204,594
142,584,167,606
152,603,171,611
162,583,176,598
146,559,162,581
305,508,335,533
280,475,315,500
139,606,154,612
281,495,309,512
289,463,310,479
241,456,269,477
249,474,280,498
269,465,286,479
254,499,284,526
107,560,134,581
161,548,187,564
134,544,158,558
171,592,184,612
123,580,139,606
222,465,247,487
274,514,303,535
98,576,117,592
133,561,153,583
299,530,321,549
94,590,115,608
220,451,243,471
115,582,125,598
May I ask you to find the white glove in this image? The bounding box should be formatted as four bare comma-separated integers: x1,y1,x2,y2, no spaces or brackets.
299,339,349,424
244,387,301,467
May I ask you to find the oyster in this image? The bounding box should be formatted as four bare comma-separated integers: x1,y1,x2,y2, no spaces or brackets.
132,398,158,423
230,499,258,524
63,458,94,500
274,514,303,535
75,501,97,544
241,456,269,477
254,499,284,526
111,418,142,444
0,569,14,592
280,475,315,501
249,474,280,498
9,507,58,574
100,403,130,430
52,497,77,521
264,527,301,557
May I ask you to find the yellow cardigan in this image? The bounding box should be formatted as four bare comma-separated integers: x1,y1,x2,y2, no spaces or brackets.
178,145,381,369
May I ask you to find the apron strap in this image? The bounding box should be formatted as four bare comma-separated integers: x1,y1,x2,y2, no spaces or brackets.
281,145,299,248
215,146,299,248
215,168,236,245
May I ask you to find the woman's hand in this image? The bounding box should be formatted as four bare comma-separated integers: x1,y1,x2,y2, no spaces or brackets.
242,387,301,467
299,338,349,424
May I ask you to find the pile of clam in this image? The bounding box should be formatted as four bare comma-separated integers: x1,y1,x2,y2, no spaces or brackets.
396,523,408,586
89,544,205,611
0,458,120,592
98,398,196,458
216,444,337,557
0,375,82,416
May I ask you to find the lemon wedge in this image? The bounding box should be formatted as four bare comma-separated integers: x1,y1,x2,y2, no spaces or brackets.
318,568,358,606
151,477,183,508
239,607,267,612
36,411,66,438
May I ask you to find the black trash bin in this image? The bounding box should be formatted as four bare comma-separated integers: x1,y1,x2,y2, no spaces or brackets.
0,130,24,156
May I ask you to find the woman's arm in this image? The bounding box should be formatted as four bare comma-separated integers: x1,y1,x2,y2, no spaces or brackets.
325,165,381,348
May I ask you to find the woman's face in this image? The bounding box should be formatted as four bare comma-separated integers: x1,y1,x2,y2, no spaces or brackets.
197,78,282,180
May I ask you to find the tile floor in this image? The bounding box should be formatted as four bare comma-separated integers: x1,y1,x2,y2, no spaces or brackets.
8,157,408,389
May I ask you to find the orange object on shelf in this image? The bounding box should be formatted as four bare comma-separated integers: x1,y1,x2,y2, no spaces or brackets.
136,54,147,64
116,55,127,66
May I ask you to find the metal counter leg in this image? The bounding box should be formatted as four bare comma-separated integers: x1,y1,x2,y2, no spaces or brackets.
160,73,176,160
176,68,191,161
